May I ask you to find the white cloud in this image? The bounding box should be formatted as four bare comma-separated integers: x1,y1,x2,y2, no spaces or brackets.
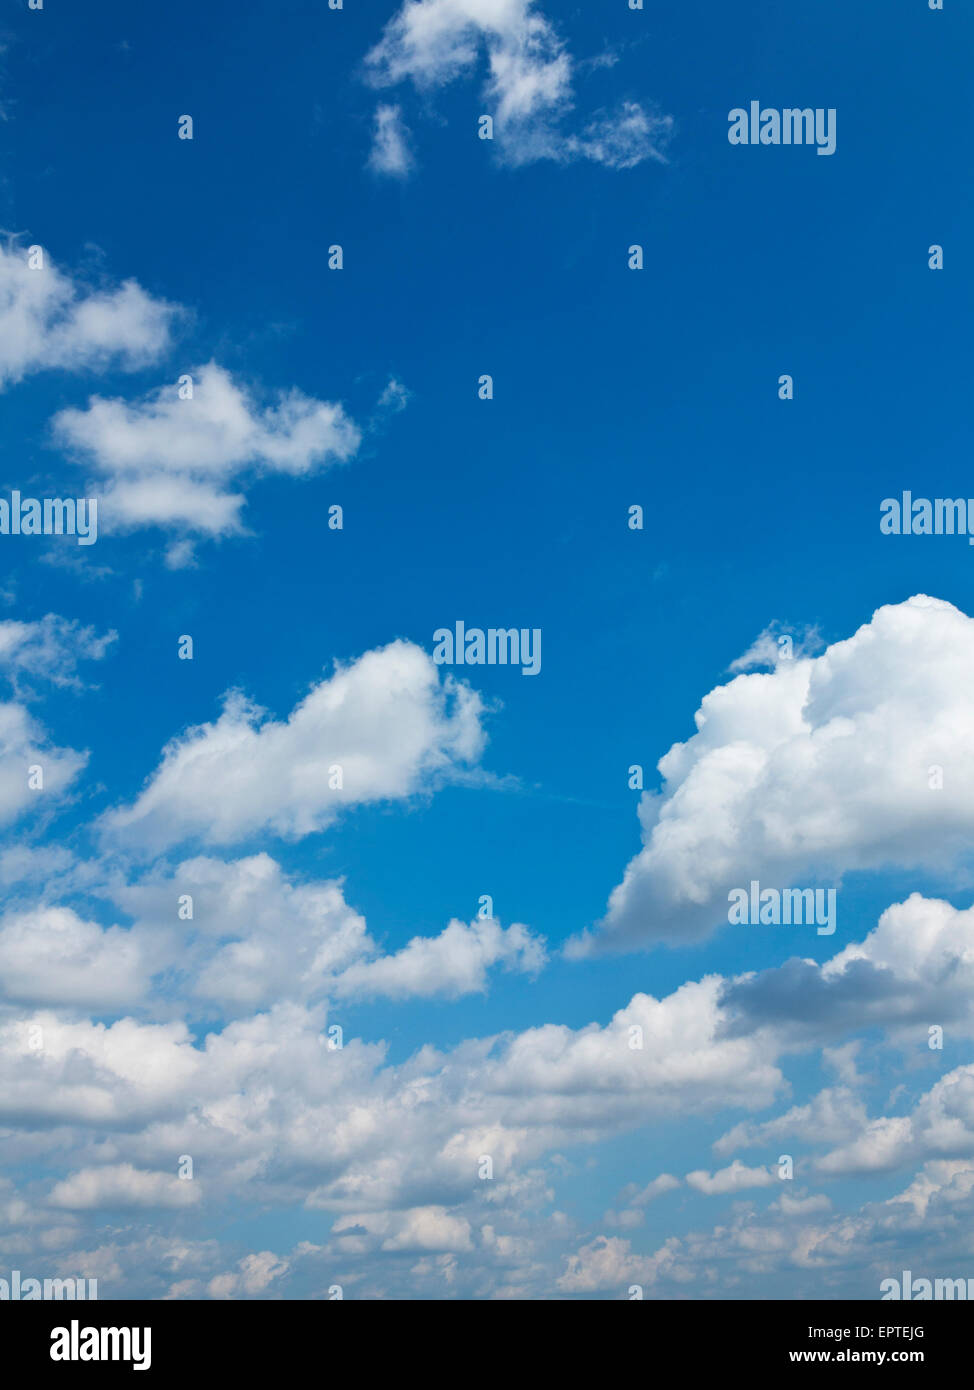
133,854,372,1012
95,852,541,1013
0,906,150,1010
720,893,974,1047
824,892,974,990
467,975,783,1132
207,1251,289,1299
49,1164,200,1211
602,1206,644,1229
769,1191,832,1216
557,1234,678,1292
0,966,783,1231
0,843,76,891
685,1160,775,1196
366,0,569,109
331,916,545,1001
622,1173,681,1206
579,596,974,952
0,239,177,387
7,882,974,1296
377,377,410,413
100,640,487,851
0,699,87,828
0,1013,199,1128
816,1066,974,1178
608,1172,680,1225
884,1159,974,1220
0,614,116,690
7,859,974,1292
339,1206,473,1253
557,101,674,171
9,690,974,1303
715,1089,869,1159
368,104,415,176
728,622,822,673
0,613,114,830
365,0,672,169
52,361,361,538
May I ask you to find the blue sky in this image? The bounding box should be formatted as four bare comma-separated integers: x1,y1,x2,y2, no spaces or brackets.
0,0,972,1300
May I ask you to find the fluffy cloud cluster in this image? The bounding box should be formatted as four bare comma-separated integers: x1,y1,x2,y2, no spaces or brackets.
581,595,974,952
0,851,544,1016
0,240,177,387
4,877,974,1295
365,0,673,171
550,885,974,1291
0,976,782,1241
53,361,361,545
0,237,372,552
3,600,974,1297
815,1066,974,1179
563,1142,974,1297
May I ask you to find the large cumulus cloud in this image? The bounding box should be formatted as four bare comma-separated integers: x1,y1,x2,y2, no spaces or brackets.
575,596,974,953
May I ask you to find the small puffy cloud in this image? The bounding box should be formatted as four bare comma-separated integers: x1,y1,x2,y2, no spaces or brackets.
365,0,672,170
685,1160,775,1196
52,362,361,539
603,1207,645,1230
619,1173,681,1207
162,538,197,570
580,596,974,952
770,1191,832,1216
101,640,487,852
341,1207,473,1254
332,916,545,1001
0,239,177,387
368,104,415,176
